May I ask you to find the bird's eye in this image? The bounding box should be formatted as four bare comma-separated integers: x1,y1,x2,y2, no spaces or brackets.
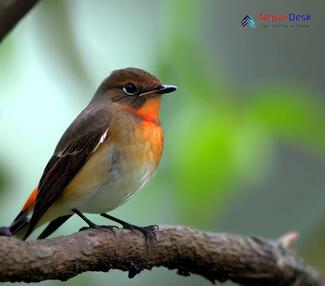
123,83,139,95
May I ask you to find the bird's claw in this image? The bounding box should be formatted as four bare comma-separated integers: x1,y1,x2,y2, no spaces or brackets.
123,223,159,247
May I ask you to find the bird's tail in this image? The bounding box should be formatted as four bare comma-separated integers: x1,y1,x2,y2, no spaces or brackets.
0,187,38,240
1,187,73,240
9,210,30,239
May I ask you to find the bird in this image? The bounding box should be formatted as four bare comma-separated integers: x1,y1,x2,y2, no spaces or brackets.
0,67,177,240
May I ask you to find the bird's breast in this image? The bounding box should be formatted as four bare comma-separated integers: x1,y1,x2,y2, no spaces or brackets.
114,116,164,169
60,115,164,213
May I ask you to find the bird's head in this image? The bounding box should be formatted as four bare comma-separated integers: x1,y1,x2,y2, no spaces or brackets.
93,67,177,122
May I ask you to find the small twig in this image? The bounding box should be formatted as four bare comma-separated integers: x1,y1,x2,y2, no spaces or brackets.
278,232,299,249
0,225,323,285
0,0,39,42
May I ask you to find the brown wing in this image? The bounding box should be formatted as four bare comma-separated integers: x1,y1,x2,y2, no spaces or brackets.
23,104,111,239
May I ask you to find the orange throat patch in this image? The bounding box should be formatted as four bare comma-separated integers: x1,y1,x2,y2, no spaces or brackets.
126,97,161,123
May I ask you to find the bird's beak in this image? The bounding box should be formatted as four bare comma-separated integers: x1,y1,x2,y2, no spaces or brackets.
156,84,177,95
140,84,177,97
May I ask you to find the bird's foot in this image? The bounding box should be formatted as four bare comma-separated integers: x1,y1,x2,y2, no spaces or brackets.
122,223,159,246
73,208,117,235
100,213,158,248
79,224,118,235
0,227,13,237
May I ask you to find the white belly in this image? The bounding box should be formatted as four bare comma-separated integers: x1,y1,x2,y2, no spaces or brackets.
58,140,157,214
79,163,154,213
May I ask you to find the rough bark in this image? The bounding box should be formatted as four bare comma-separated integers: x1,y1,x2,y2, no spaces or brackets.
0,0,39,42
0,225,323,285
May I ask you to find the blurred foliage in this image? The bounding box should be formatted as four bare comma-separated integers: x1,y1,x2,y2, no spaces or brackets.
35,0,92,99
304,219,325,273
0,36,16,97
154,0,325,225
0,0,324,285
0,161,10,196
249,87,325,151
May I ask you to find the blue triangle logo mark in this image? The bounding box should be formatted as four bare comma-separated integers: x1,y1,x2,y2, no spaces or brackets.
241,15,256,28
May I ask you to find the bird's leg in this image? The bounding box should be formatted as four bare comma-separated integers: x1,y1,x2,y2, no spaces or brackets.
100,213,158,246
72,209,117,233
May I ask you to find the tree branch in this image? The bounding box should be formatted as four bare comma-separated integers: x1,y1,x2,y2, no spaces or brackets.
0,225,323,285
0,0,39,42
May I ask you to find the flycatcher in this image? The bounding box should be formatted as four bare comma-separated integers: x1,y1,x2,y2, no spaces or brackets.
0,67,177,240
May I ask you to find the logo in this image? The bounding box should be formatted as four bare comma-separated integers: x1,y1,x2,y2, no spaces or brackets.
241,15,256,29
241,12,312,29
258,13,312,23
